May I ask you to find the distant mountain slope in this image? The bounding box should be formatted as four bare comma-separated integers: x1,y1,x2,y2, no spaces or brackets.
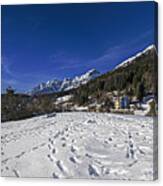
29,69,100,95
73,44,158,105
115,44,157,69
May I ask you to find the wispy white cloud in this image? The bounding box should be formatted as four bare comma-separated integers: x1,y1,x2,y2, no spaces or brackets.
88,29,154,68
1,57,15,77
47,29,154,72
1,56,53,92
1,56,19,91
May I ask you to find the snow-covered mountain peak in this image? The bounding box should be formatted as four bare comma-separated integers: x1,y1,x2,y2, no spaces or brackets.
84,68,100,78
29,69,100,95
115,44,156,70
74,69,100,82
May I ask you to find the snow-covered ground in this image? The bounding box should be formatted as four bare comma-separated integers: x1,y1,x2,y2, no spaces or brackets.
1,112,156,180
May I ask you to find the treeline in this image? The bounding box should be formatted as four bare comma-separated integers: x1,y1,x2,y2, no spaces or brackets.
1,92,69,122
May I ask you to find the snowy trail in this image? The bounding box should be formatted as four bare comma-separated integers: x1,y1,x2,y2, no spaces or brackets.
1,112,154,180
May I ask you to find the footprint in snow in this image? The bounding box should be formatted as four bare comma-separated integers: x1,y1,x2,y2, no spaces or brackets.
69,156,77,164
53,132,60,139
2,158,10,165
49,138,54,145
39,143,46,148
88,164,99,177
62,143,66,147
48,144,51,150
32,146,39,151
13,169,20,177
101,166,110,175
85,153,92,158
61,137,66,141
15,151,25,158
5,166,9,170
52,172,59,178
128,160,138,167
47,154,53,162
52,148,56,154
56,160,65,173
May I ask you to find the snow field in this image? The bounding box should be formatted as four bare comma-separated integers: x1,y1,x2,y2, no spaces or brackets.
1,112,155,180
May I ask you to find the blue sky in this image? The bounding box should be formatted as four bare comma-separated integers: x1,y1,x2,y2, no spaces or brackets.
1,2,157,92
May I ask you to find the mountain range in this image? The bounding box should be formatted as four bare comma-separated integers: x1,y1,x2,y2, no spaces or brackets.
30,44,156,95
30,69,100,95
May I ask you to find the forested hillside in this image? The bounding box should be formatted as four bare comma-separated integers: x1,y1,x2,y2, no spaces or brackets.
73,46,157,105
